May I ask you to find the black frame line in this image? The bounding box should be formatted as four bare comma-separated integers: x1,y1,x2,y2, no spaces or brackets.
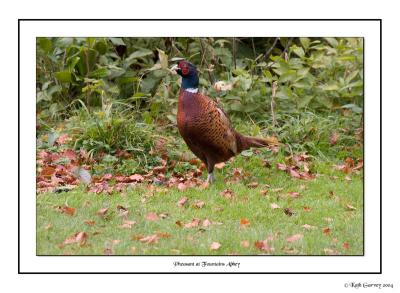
18,18,382,274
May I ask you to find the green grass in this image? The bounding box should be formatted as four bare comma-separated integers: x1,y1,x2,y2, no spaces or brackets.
36,154,363,255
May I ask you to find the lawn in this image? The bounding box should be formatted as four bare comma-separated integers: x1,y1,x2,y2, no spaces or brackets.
36,152,363,256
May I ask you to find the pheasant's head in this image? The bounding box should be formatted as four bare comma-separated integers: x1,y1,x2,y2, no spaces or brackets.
171,60,199,91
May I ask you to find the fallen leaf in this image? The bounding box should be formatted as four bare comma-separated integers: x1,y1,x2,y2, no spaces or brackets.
159,212,169,219
120,220,136,229
241,240,250,248
210,242,221,250
302,224,314,230
288,191,300,198
276,163,287,170
284,208,295,216
193,200,205,209
342,242,350,250
156,232,171,238
345,175,352,181
324,248,339,255
199,182,210,189
184,218,201,228
215,162,225,169
240,218,250,228
145,212,159,221
220,189,234,199
270,203,280,209
247,182,259,188
254,240,273,252
329,132,339,145
129,174,144,182
177,182,187,191
323,227,331,235
62,231,88,246
286,234,303,243
104,248,113,255
177,196,188,207
175,220,183,227
346,204,357,211
303,206,312,212
84,220,95,226
44,223,53,230
96,208,109,217
289,168,301,179
282,247,299,254
56,205,76,216
139,234,159,244
202,219,212,227
271,188,284,193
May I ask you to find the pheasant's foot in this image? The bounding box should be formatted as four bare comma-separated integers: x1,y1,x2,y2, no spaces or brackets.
206,173,215,184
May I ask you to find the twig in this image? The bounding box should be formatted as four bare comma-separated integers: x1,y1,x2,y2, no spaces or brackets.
232,37,237,69
264,37,280,61
265,37,294,70
271,81,278,127
199,38,215,84
251,38,257,59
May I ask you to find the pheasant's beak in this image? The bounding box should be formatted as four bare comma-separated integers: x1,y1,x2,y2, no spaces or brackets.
169,64,179,75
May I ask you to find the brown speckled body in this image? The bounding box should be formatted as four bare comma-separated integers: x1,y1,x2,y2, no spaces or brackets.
177,89,267,175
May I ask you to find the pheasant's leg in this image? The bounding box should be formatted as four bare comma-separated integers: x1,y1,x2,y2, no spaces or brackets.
207,173,215,184
206,161,215,184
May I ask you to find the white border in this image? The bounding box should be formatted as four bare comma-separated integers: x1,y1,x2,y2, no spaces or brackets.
20,20,381,273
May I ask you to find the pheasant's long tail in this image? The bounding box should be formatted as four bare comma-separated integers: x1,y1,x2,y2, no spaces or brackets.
235,133,278,153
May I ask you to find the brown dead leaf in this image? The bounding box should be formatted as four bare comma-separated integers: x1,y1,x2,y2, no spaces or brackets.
342,242,350,250
254,240,273,252
56,205,76,216
240,218,250,228
241,240,250,248
129,174,144,182
324,248,339,255
346,204,357,211
175,220,183,227
62,231,88,246
270,203,280,209
210,242,221,250
41,166,56,178
184,218,201,228
302,224,314,230
145,212,159,221
120,220,136,229
215,162,225,169
329,132,339,145
177,196,188,207
284,208,295,217
84,220,95,226
193,200,205,209
177,182,187,191
156,232,172,238
139,234,159,244
288,191,300,198
247,182,259,188
289,168,301,179
96,208,109,217
286,234,303,243
220,189,234,199
202,219,212,227
271,188,284,193
323,227,331,235
44,223,53,230
303,206,312,212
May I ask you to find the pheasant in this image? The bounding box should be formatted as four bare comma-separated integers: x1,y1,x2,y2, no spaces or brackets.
171,61,273,183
